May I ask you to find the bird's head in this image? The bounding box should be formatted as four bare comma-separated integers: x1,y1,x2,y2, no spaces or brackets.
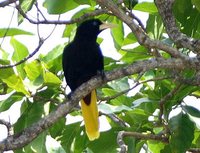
75,19,116,41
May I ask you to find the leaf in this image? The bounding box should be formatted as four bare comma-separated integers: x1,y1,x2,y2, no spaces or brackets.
43,71,61,86
0,28,33,37
192,0,200,12
120,46,151,63
134,2,158,14
3,75,30,96
108,77,130,92
0,92,23,112
11,37,29,79
40,44,64,72
44,0,78,14
148,141,165,153
110,17,124,50
182,105,200,118
14,100,44,133
62,24,76,38
98,103,131,114
59,122,82,153
87,128,120,153
24,132,47,153
18,0,36,24
122,33,137,46
24,60,42,81
132,97,153,108
169,113,195,153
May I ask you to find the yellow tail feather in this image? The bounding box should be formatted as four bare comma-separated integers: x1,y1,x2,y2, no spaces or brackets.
81,90,99,141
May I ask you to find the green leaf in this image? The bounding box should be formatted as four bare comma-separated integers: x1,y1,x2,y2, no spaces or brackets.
62,24,76,38
23,132,47,153
44,0,78,14
0,28,33,37
98,103,131,114
0,92,23,112
11,37,29,79
3,75,30,96
120,46,151,63
40,44,64,72
59,122,82,153
110,17,124,50
87,128,119,153
134,2,158,14
14,99,44,133
24,60,42,81
192,0,200,12
49,118,66,138
122,33,137,46
169,113,195,153
108,77,129,92
43,71,61,86
148,141,165,153
146,14,164,39
18,0,36,24
182,105,200,118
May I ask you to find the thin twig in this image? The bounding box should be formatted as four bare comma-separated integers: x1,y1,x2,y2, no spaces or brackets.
16,4,109,25
0,38,44,69
117,131,168,153
0,6,15,47
0,119,12,137
159,84,182,122
100,112,128,127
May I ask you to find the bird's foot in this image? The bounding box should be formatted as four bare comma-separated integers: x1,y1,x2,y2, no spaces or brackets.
97,70,106,81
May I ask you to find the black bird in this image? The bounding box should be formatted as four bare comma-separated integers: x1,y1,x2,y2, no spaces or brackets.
62,19,114,140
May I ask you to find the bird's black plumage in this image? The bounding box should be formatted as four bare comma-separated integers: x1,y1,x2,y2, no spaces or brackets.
62,19,114,141
62,19,104,105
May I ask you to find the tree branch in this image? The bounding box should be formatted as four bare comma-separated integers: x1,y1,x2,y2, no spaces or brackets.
117,131,169,153
0,58,198,151
0,39,44,69
16,4,109,25
97,0,189,60
155,0,200,54
0,0,17,7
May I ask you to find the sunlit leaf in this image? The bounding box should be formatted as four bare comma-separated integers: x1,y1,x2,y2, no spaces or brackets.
3,75,30,96
0,28,33,37
0,92,23,112
44,0,78,14
134,2,158,14
11,37,29,79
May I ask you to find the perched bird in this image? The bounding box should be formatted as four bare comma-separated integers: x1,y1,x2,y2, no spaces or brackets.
62,19,114,141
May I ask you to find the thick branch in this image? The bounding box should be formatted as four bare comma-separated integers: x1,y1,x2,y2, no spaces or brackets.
0,58,196,151
155,0,200,54
0,0,17,7
97,0,189,60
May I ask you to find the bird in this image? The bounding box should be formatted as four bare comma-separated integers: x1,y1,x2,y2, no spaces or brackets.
62,19,115,141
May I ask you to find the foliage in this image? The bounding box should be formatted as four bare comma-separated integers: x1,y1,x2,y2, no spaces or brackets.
0,0,200,153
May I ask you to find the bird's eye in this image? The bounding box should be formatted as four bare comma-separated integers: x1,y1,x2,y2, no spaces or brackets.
92,21,98,26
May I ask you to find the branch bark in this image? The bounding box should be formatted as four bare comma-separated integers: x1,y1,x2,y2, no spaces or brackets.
155,0,200,54
97,0,189,60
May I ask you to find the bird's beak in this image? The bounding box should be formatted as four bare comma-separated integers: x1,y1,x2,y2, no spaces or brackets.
99,22,117,30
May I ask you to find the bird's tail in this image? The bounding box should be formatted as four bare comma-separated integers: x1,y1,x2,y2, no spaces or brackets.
81,90,99,141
